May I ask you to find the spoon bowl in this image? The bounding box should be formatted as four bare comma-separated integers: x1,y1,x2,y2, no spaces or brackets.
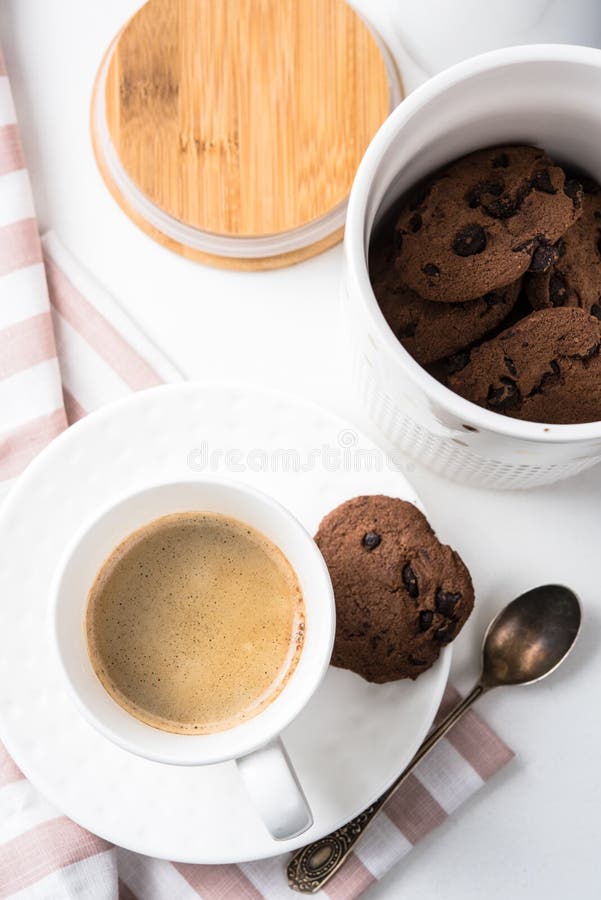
481,584,581,689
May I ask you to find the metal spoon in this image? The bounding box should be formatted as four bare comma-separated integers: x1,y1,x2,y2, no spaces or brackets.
288,584,581,893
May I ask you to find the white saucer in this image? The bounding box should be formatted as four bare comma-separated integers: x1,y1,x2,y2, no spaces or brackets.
0,384,450,863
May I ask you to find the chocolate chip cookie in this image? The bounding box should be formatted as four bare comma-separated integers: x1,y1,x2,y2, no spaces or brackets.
447,307,601,424
315,496,474,683
525,177,601,318
393,145,582,303
370,226,521,365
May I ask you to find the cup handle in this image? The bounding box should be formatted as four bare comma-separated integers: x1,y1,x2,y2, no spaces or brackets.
236,738,313,840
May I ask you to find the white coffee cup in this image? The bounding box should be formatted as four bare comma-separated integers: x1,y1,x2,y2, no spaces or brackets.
51,478,335,841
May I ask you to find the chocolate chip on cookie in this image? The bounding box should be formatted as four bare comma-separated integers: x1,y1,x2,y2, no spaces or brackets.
392,146,582,303
435,588,462,618
418,609,433,631
453,224,487,256
315,496,474,683
362,531,381,550
528,238,561,274
402,563,419,598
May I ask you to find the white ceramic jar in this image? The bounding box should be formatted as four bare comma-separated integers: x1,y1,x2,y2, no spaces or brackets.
343,45,601,490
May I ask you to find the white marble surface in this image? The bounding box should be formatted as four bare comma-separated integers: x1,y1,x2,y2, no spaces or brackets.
1,2,599,897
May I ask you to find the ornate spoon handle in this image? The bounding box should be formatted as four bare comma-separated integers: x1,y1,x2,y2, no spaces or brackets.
287,683,486,893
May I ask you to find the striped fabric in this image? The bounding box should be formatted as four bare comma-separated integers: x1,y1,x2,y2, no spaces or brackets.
0,51,514,899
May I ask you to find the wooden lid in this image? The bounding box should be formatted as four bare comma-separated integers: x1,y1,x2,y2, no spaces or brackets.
92,0,400,269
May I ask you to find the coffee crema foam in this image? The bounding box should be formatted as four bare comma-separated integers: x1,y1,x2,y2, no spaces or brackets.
85,512,305,734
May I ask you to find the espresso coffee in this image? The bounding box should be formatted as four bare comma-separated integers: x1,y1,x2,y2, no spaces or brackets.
85,512,305,734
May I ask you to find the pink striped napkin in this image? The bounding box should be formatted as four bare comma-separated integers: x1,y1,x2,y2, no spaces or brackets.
0,51,514,899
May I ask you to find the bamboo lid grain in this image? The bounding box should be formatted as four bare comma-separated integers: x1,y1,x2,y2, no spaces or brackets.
91,0,401,269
